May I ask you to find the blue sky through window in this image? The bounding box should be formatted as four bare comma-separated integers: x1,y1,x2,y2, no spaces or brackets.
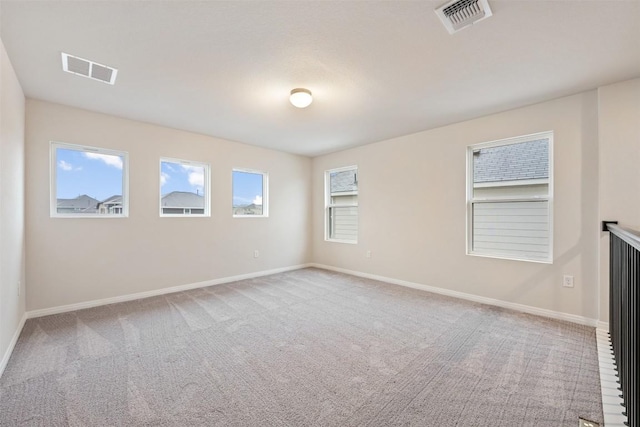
56,147,124,201
57,148,264,209
233,171,263,208
161,160,206,196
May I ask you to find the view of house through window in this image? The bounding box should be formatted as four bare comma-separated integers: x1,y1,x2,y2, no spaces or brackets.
325,166,358,243
160,158,209,216
467,132,553,262
232,169,268,217
51,142,128,217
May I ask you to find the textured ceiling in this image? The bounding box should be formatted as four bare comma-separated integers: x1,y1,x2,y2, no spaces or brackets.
1,1,639,156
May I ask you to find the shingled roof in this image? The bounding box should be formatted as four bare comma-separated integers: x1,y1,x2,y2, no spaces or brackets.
56,194,99,212
99,195,122,205
161,191,204,208
330,169,358,194
473,138,549,184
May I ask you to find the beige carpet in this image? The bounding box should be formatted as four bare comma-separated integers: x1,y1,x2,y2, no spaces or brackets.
0,268,603,426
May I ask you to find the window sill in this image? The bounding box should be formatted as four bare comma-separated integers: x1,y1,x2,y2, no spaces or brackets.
466,251,552,264
160,214,210,218
50,214,128,219
325,238,358,245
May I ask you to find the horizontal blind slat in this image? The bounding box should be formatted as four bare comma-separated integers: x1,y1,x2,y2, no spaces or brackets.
473,200,549,259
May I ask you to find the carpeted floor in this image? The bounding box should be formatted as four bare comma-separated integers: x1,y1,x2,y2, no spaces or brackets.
0,268,603,426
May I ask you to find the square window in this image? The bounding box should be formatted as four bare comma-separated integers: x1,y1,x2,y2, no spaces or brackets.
325,166,358,243
160,158,210,216
51,142,128,217
467,132,553,263
232,169,268,217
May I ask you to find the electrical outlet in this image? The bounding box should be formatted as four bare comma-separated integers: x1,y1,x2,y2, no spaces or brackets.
254,250,259,258
578,418,599,427
563,275,574,288
366,250,372,258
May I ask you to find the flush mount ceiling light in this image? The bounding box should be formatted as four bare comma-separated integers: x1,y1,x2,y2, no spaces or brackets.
290,88,313,108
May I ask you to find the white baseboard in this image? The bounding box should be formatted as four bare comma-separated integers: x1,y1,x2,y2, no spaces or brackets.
310,263,599,327
27,264,312,319
596,328,628,427
597,320,609,331
0,311,27,379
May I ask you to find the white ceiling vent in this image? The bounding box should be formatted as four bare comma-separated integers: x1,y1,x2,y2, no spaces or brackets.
435,0,493,34
61,52,118,85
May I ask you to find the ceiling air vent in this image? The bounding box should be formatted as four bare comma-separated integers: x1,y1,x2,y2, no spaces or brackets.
435,0,492,34
61,52,118,85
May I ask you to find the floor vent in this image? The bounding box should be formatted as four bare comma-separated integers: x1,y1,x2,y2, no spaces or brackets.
435,0,492,34
61,52,118,85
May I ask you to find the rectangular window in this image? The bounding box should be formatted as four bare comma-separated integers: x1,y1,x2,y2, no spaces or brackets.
160,158,210,217
467,132,553,263
51,142,128,217
325,166,358,243
232,169,268,217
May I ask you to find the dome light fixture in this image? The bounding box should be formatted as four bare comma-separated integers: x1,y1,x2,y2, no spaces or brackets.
290,88,313,108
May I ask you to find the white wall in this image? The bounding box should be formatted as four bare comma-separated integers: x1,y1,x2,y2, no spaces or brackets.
0,39,26,374
598,78,640,324
25,100,311,311
313,91,600,320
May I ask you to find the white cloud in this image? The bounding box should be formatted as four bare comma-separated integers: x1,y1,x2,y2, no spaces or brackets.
188,170,204,188
181,165,204,189
58,160,73,171
252,195,263,205
160,172,170,186
84,152,123,169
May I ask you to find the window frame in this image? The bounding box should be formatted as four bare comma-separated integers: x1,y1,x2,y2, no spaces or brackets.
50,141,129,218
466,131,554,263
232,168,269,218
159,157,211,218
325,165,359,244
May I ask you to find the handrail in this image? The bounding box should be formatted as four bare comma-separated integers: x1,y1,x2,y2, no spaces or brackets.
606,222,640,252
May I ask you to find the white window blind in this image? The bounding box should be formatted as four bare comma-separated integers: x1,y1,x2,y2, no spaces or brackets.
472,200,550,261
325,166,358,243
467,132,553,263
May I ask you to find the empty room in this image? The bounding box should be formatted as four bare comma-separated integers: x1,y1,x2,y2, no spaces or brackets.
1,1,639,426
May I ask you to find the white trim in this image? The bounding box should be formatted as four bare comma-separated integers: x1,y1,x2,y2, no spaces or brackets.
310,263,599,327
232,168,269,218
0,312,27,379
470,130,554,150
330,190,358,196
597,320,609,331
160,157,211,217
596,328,628,427
466,131,554,264
50,141,129,218
325,238,358,245
467,250,553,265
27,264,312,319
473,178,549,188
471,196,549,203
325,165,358,244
